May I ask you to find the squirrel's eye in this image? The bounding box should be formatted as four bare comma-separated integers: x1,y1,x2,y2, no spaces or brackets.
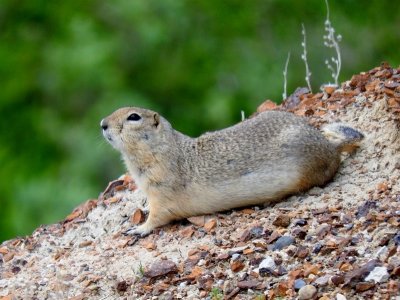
127,113,141,121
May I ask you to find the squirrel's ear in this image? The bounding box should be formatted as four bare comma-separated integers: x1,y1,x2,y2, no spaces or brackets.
153,113,160,128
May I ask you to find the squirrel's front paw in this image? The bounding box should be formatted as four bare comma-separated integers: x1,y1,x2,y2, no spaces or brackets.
123,224,153,237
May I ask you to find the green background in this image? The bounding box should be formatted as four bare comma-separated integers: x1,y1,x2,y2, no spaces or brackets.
1,0,399,242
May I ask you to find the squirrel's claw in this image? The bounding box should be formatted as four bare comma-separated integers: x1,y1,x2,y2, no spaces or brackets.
123,225,152,237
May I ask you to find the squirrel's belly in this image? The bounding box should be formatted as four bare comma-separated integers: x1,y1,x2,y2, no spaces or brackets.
184,166,303,214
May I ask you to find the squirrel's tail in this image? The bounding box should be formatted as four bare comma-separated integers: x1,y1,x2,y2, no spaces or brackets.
321,123,364,153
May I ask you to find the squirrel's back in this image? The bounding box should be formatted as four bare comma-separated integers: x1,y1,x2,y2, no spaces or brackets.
180,111,350,212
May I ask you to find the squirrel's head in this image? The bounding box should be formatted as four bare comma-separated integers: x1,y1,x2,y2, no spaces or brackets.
101,107,167,154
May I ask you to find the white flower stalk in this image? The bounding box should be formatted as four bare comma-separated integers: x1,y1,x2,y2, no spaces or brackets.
282,51,291,100
323,0,342,86
301,23,312,93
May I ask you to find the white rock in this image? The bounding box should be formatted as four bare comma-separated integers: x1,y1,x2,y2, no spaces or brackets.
258,256,276,270
231,253,240,261
375,246,388,260
336,293,346,300
298,285,317,300
365,266,390,283
388,255,400,267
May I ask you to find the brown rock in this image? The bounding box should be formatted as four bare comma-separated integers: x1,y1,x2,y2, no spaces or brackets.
181,226,195,238
266,230,281,244
144,260,178,278
275,282,289,297
0,247,9,255
204,219,217,232
295,246,309,259
330,275,345,286
240,208,255,214
230,260,245,272
237,280,260,289
339,262,353,272
239,229,251,242
187,215,205,227
324,85,336,95
131,209,145,225
355,281,375,292
116,281,128,293
257,100,278,112
315,224,331,238
142,241,156,250
304,263,320,276
273,215,291,227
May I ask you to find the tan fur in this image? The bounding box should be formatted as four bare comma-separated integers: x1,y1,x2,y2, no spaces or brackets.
101,107,363,236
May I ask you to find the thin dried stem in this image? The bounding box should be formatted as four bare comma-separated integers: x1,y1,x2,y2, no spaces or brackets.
301,23,312,93
282,51,291,100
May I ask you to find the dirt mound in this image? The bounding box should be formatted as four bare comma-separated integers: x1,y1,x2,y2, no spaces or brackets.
1,63,400,299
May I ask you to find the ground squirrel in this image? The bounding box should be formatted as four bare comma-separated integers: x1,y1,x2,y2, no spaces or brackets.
101,107,363,236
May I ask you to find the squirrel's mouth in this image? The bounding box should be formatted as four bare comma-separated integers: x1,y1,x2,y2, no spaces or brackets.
102,131,113,143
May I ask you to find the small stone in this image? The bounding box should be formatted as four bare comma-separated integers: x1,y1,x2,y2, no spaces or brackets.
393,232,400,245
231,253,240,260
355,281,375,292
336,293,346,300
295,246,309,259
292,228,307,240
131,209,145,224
250,226,264,238
365,266,389,283
204,219,217,232
312,243,322,254
116,281,128,293
315,223,331,238
298,284,317,300
272,235,295,251
259,256,276,272
187,215,205,227
237,280,259,289
293,218,307,226
228,245,248,255
144,260,177,278
294,279,306,290
230,260,245,272
272,214,291,227
330,275,345,286
314,275,330,286
388,255,400,267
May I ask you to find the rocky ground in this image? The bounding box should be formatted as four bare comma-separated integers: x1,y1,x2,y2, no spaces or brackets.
1,63,400,300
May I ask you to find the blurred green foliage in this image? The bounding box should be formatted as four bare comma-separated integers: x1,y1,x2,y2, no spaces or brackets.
0,0,399,242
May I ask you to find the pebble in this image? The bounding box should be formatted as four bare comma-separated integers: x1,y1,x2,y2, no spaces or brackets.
394,232,400,245
272,235,295,250
312,243,322,254
258,256,276,270
294,279,306,290
272,214,291,227
314,274,330,286
330,275,344,286
336,293,346,300
231,254,240,261
388,255,400,267
375,246,388,260
293,218,307,226
144,260,178,278
365,266,389,283
298,284,317,300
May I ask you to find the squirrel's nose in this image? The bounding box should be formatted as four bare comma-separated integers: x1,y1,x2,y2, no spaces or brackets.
100,119,108,130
